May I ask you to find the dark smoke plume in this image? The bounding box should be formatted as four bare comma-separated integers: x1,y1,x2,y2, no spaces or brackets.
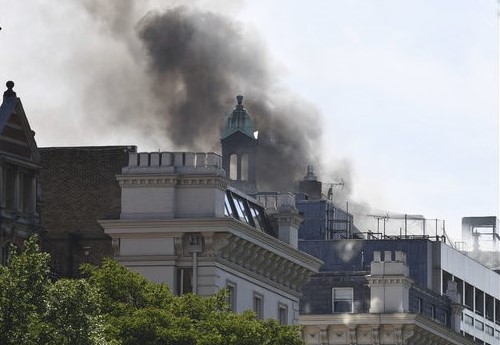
82,2,323,191
137,7,322,190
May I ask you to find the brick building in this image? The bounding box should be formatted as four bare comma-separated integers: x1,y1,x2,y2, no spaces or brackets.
39,145,136,276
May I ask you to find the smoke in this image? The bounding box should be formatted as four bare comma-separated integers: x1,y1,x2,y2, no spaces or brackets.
80,2,323,190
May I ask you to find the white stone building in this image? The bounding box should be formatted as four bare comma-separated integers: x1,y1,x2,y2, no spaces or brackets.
100,151,322,325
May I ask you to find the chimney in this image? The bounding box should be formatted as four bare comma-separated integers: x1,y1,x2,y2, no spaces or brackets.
367,251,412,313
298,165,322,200
270,193,303,248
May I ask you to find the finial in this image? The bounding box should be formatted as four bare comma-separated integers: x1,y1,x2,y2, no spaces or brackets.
3,80,16,99
236,95,243,105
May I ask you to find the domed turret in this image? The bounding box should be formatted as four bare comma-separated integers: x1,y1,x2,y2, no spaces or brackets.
220,95,258,194
221,95,255,140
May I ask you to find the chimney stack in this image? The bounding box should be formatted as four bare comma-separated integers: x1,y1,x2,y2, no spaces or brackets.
298,165,322,200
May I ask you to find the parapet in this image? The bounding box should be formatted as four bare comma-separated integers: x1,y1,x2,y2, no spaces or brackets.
121,151,225,176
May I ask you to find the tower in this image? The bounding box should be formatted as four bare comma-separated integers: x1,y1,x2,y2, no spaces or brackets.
221,95,257,193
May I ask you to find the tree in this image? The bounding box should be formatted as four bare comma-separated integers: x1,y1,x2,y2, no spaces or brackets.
0,236,109,345
0,238,304,345
83,259,304,345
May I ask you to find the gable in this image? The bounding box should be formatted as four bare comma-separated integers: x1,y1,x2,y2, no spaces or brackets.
0,97,39,163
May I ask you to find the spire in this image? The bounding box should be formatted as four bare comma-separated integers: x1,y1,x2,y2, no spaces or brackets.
3,81,16,99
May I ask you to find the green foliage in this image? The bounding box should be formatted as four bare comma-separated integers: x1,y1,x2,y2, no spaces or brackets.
0,236,110,345
0,240,304,345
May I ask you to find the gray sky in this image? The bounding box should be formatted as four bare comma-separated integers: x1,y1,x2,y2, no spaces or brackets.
1,0,498,240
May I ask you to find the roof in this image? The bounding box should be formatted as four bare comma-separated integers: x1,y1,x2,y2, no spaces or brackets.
0,96,18,133
221,95,255,140
0,81,39,163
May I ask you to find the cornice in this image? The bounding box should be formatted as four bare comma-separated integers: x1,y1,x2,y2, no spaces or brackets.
99,217,323,271
216,256,302,298
116,174,227,189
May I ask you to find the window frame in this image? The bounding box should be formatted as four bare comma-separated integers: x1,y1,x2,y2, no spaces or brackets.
253,292,264,320
176,267,193,295
278,303,288,325
332,287,353,313
226,281,237,313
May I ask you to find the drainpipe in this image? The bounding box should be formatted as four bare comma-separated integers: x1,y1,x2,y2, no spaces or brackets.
192,251,198,293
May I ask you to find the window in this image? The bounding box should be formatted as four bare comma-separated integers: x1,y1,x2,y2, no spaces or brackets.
240,154,249,181
417,298,422,313
176,268,193,295
226,282,236,312
229,154,238,180
475,288,484,316
223,190,276,237
224,193,233,217
253,293,264,320
495,298,500,325
278,303,288,325
465,282,474,311
20,172,33,213
485,294,494,321
431,304,436,319
234,197,250,223
485,325,494,336
464,314,474,326
332,287,353,313
4,166,16,210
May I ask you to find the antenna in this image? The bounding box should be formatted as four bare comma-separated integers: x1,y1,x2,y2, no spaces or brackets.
326,179,344,200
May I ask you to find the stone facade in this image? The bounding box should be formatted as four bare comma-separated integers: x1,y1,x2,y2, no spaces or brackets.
100,150,323,324
0,81,41,261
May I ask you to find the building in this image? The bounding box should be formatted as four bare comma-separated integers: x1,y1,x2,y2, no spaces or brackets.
39,145,136,276
295,166,358,241
32,95,322,326
0,81,41,262
27,89,498,339
299,237,500,344
99,150,322,324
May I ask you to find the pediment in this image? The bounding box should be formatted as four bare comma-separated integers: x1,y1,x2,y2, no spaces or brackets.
0,97,39,163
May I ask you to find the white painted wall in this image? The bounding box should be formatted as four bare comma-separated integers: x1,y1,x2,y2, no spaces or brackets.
120,238,175,256
121,186,175,218
126,264,176,288
439,243,500,299
211,265,298,324
176,187,225,218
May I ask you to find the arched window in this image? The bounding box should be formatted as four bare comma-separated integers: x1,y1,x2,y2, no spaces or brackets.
229,154,238,180
240,154,249,181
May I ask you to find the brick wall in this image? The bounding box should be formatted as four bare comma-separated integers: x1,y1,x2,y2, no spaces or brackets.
39,146,136,277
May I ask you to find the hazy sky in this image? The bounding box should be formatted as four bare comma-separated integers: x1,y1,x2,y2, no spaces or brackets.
1,1,498,240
